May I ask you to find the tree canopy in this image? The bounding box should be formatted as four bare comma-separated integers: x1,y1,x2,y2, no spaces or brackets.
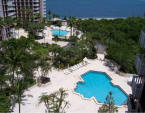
74,17,145,73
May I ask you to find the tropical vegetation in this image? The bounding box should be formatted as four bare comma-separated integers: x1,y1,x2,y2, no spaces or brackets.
73,17,145,73
39,88,69,113
98,92,118,113
1,10,145,112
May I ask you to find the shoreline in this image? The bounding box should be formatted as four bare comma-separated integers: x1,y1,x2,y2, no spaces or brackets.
80,17,127,20
51,16,144,21
78,16,145,20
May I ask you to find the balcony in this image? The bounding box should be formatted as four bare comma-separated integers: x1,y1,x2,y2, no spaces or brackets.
33,7,39,10
127,75,145,112
140,30,145,49
7,7,15,11
7,0,14,6
8,12,16,16
132,76,144,100
135,54,145,76
33,0,40,2
33,10,39,13
127,94,136,112
33,3,39,7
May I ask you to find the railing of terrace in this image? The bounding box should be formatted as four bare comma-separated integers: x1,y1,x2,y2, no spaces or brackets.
135,54,145,76
127,94,136,112
132,76,144,100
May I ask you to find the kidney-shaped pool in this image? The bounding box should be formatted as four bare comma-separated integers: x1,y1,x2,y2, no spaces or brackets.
75,71,128,106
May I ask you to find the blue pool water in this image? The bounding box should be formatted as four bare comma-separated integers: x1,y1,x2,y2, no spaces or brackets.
75,71,128,106
51,29,68,36
46,0,145,18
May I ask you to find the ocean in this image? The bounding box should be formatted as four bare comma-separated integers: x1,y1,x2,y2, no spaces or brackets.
46,0,145,18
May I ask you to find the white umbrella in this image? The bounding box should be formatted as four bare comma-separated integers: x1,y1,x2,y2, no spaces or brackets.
83,57,88,62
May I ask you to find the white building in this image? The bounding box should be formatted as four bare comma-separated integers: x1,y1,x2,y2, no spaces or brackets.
0,0,46,40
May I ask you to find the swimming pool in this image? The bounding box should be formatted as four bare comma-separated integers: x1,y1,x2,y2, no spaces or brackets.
75,71,128,106
51,29,68,36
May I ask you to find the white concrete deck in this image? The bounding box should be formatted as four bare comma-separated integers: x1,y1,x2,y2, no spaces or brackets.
35,25,82,46
13,59,132,113
13,26,82,47
13,28,28,38
36,26,70,47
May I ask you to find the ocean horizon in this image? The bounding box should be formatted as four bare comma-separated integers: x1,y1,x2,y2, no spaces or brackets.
46,0,145,18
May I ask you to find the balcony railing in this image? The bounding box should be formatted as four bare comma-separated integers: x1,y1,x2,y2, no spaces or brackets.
7,7,15,11
33,7,39,10
127,95,136,112
132,76,144,100
135,54,145,76
140,30,145,49
33,3,39,7
7,1,14,6
33,0,40,2
8,12,16,16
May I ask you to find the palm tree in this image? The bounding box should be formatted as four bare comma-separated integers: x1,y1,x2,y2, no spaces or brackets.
57,21,62,36
48,10,52,20
0,38,36,113
0,17,15,40
55,88,69,112
39,88,69,113
24,21,45,39
0,17,5,40
49,44,63,64
42,17,47,24
3,17,15,27
53,35,59,42
0,91,12,113
63,16,67,20
0,17,4,25
34,46,51,76
98,92,118,113
39,94,53,112
52,14,59,20
33,13,42,22
0,68,10,91
68,17,76,36
21,8,33,22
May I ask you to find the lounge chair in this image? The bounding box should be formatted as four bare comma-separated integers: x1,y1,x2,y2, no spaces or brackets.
127,76,133,85
79,63,83,67
68,68,73,72
76,64,80,69
74,65,78,70
82,61,86,66
64,70,70,75
71,66,75,71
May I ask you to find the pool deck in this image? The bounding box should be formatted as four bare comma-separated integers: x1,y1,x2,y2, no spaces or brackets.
35,26,82,47
13,26,83,47
13,58,132,113
36,26,70,47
